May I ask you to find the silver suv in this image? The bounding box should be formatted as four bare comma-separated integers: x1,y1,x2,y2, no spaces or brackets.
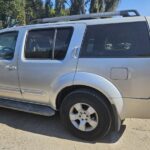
0,10,150,140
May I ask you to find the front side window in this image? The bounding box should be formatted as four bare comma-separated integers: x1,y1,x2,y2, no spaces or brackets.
25,27,73,60
0,32,18,60
80,22,150,58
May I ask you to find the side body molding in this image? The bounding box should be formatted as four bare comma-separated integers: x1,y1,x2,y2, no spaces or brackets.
74,72,124,118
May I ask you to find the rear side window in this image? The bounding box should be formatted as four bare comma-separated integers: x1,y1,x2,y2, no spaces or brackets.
25,29,54,59
80,22,150,58
54,28,73,60
25,27,73,60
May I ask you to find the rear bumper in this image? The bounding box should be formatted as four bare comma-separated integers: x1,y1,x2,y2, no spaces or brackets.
122,98,150,119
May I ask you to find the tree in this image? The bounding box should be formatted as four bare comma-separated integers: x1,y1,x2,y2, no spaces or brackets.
90,0,101,13
25,0,43,23
105,0,120,12
89,0,120,13
0,0,26,27
45,0,53,17
14,0,26,25
55,0,65,16
66,0,86,15
0,0,120,28
66,0,119,15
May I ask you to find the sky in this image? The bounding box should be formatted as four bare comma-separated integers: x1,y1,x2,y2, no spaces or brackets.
118,0,150,16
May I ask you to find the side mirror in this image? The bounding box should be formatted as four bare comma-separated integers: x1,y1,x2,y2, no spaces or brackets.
0,47,14,60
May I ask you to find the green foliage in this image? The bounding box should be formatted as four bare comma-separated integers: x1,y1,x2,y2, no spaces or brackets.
55,0,65,16
0,0,26,27
90,0,101,13
25,0,43,23
90,0,120,13
0,0,120,28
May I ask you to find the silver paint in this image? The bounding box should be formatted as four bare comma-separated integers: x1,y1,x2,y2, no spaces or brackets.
0,16,149,121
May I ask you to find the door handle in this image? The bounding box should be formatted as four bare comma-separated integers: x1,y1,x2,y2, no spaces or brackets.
5,65,17,71
72,46,80,58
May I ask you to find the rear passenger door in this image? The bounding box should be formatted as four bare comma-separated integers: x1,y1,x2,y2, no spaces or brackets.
19,24,85,105
79,19,150,99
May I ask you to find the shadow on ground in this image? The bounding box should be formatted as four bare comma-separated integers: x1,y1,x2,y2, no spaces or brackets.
0,108,126,144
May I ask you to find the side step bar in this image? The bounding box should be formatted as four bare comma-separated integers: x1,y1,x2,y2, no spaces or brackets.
0,98,55,116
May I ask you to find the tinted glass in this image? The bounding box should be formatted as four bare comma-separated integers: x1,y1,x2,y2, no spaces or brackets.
0,32,18,60
80,22,150,58
25,29,54,59
54,28,73,60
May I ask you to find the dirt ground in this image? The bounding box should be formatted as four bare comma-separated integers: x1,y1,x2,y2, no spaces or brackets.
0,108,150,150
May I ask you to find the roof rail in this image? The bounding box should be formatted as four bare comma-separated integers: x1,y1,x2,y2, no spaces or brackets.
32,10,140,24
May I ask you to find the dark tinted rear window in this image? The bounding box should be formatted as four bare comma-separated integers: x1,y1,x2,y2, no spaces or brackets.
54,28,73,60
80,22,150,58
25,27,73,60
25,29,54,59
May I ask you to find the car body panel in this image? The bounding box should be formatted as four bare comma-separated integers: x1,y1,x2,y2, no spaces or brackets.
146,17,150,27
77,58,150,99
73,72,124,118
0,31,22,99
18,24,86,105
122,98,150,119
0,16,150,120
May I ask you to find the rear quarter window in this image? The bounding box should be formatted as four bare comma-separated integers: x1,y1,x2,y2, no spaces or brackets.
80,22,150,58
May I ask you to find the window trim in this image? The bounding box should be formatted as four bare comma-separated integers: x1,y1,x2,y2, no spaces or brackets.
0,31,19,61
24,27,74,61
79,21,150,58
52,29,57,59
24,28,55,60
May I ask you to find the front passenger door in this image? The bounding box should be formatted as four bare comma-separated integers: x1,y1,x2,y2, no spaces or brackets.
0,31,22,99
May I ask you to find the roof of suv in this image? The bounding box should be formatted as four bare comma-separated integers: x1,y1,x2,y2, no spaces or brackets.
0,10,147,33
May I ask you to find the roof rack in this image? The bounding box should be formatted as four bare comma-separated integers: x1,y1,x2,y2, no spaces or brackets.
32,10,140,24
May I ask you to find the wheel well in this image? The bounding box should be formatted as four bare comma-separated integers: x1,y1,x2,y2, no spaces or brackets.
56,85,112,111
56,85,119,131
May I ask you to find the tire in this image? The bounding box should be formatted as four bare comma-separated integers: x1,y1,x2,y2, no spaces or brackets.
60,89,112,140
121,119,125,124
